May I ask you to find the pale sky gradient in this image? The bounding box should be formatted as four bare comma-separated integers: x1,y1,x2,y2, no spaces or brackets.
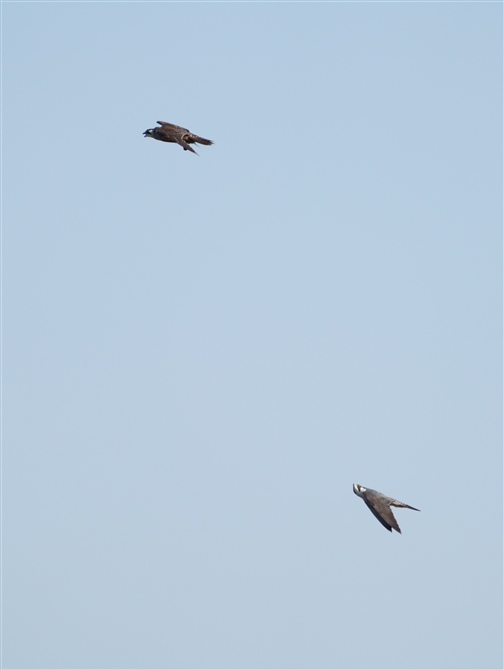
2,2,502,669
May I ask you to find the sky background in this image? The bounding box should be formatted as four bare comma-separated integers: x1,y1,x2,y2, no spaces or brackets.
2,2,502,669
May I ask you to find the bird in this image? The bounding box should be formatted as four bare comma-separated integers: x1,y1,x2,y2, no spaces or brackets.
143,121,213,154
353,483,420,533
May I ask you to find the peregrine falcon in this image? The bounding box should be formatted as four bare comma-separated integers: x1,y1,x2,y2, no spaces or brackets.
143,121,213,154
353,484,420,533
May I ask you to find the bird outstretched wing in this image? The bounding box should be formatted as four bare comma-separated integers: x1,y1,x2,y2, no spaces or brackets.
174,137,197,154
363,497,401,533
156,121,189,133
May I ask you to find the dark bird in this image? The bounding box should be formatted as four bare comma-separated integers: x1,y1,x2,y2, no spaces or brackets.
143,121,213,154
353,484,420,533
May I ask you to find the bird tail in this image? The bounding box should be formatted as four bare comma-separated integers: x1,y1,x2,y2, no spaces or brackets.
393,501,420,511
192,135,213,146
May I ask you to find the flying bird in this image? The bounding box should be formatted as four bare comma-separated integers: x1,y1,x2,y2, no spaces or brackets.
143,121,213,154
353,484,420,533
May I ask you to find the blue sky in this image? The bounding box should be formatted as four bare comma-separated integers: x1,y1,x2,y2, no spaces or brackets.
2,2,502,668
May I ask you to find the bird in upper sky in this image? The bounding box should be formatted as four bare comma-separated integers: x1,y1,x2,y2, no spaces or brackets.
143,121,213,154
353,483,420,533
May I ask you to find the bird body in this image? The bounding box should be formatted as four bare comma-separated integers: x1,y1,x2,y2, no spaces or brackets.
353,483,420,533
143,121,213,154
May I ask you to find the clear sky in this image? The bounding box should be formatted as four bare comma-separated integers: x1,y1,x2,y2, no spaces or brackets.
2,2,502,669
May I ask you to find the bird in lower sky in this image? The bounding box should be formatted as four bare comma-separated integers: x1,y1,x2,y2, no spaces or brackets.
353,483,420,533
143,121,213,154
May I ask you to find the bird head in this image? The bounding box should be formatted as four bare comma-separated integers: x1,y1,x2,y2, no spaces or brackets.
353,483,366,498
143,129,154,138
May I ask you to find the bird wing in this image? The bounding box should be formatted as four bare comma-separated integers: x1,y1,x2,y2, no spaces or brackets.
363,498,400,533
173,136,198,154
157,121,190,133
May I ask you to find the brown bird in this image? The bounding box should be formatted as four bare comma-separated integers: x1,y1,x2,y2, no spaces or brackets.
353,483,420,534
143,121,213,154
